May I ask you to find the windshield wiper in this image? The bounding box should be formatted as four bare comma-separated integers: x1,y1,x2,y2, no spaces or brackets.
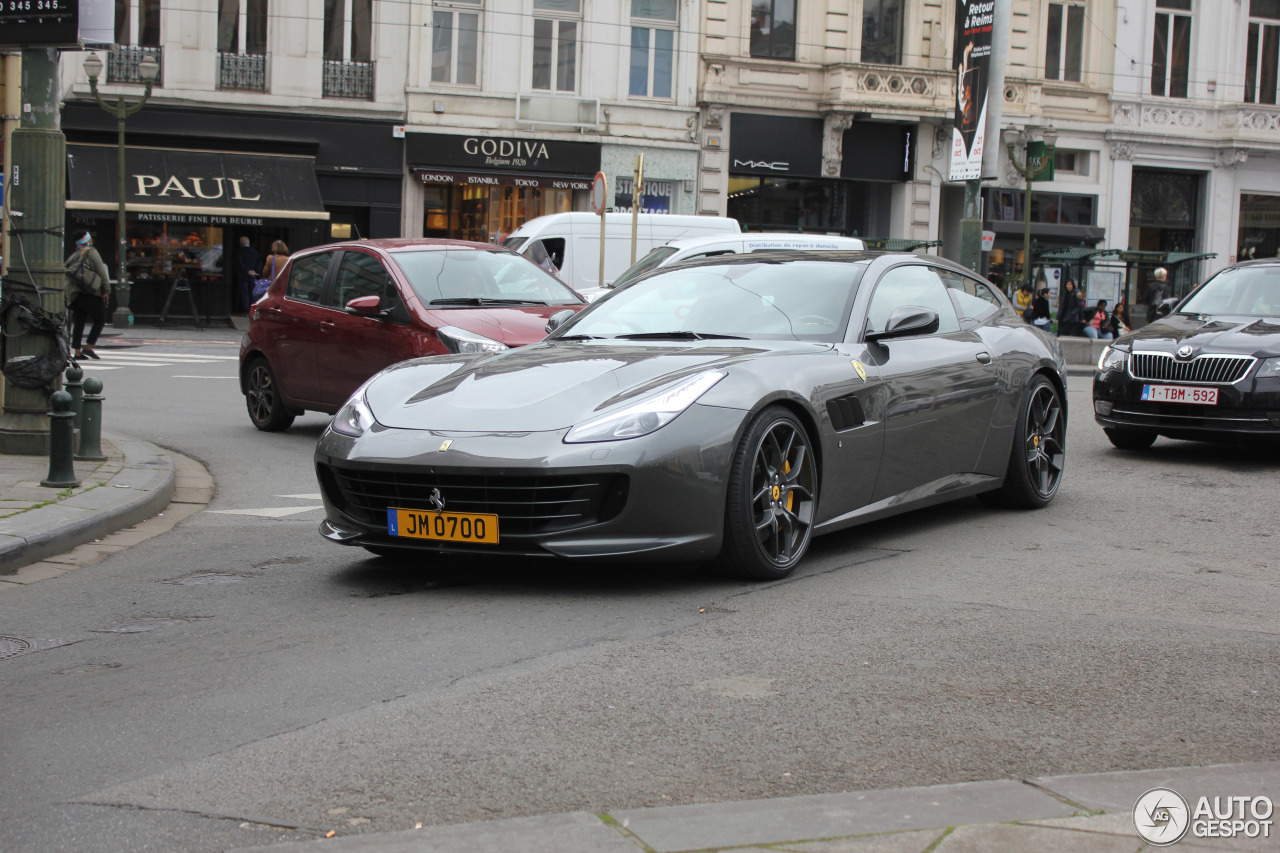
614,331,747,340
555,334,608,341
428,297,550,306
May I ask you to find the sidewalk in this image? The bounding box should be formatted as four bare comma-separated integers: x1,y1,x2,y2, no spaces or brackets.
0,432,209,582
236,760,1280,852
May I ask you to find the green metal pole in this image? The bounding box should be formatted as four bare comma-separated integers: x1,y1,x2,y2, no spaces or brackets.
115,110,129,326
1023,174,1033,290
0,48,67,455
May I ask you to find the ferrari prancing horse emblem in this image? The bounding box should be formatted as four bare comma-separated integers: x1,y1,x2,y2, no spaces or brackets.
851,360,867,382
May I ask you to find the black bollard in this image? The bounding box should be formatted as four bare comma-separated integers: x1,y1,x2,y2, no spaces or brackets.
76,376,107,462
65,363,85,429
42,390,81,488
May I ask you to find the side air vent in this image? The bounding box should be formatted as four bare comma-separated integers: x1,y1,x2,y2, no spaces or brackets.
827,395,866,431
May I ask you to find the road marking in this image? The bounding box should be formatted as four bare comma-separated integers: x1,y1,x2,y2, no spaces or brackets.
278,493,322,500
172,375,238,379
208,507,322,518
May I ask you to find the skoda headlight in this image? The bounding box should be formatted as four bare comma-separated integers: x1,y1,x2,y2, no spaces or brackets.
565,372,726,443
1097,345,1127,373
1258,357,1280,379
332,388,376,437
436,325,509,355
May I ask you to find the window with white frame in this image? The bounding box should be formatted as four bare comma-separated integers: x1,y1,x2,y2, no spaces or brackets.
1151,0,1191,98
432,0,480,85
1044,1,1083,82
630,0,676,98
1246,0,1280,104
218,0,267,55
116,0,161,46
750,0,796,60
324,0,372,63
532,0,580,92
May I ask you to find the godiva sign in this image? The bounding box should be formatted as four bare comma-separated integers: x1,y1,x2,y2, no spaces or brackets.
406,131,600,175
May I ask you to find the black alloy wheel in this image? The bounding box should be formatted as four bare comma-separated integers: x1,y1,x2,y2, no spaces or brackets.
244,358,296,432
717,406,818,580
1104,426,1158,450
983,374,1066,508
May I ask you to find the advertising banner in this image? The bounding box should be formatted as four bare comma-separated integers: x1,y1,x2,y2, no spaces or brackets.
949,0,995,181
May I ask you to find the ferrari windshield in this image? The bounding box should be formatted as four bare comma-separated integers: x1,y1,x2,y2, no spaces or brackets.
390,248,582,307
556,259,865,342
609,247,680,289
1180,266,1280,317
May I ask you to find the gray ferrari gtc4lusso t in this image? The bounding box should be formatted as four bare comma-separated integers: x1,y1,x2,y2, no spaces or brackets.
316,251,1068,580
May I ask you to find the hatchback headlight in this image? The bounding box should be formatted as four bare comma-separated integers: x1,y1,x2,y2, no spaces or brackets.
436,325,509,355
332,389,376,437
1258,357,1280,379
1097,345,1127,373
565,372,726,443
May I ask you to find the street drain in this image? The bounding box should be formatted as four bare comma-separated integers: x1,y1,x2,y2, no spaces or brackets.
164,573,247,585
97,617,190,634
1,635,81,661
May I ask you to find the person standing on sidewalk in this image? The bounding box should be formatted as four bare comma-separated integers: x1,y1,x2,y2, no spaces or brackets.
235,236,262,315
63,231,111,361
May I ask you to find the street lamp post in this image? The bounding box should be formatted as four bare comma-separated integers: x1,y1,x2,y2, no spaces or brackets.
1003,126,1058,292
82,51,159,328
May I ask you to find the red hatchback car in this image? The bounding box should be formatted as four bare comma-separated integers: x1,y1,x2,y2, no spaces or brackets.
239,238,586,431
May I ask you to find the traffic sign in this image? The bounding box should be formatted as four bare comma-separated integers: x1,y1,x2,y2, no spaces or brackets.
591,171,607,215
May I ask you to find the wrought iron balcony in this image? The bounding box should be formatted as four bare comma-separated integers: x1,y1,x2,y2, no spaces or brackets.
106,45,164,86
323,59,375,100
219,52,266,92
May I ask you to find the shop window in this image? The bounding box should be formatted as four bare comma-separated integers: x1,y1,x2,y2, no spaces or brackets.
861,0,902,66
629,0,676,98
532,0,580,91
986,188,1096,226
432,1,480,86
1238,193,1280,260
750,0,796,61
1045,1,1084,82
1151,0,1191,98
1246,0,1280,104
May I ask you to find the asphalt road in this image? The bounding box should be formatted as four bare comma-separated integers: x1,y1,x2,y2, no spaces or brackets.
1,329,1277,852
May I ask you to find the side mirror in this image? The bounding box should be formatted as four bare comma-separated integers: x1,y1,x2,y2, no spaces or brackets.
346,295,384,316
545,308,575,334
865,306,940,342
1157,297,1177,317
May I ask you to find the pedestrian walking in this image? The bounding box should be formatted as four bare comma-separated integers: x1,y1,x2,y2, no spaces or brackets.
63,231,111,361
1145,267,1168,322
236,236,261,315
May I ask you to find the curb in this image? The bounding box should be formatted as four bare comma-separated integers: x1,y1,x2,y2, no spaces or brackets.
0,434,175,574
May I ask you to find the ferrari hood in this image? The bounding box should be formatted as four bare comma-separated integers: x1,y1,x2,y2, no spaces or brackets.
364,340,823,432
1121,314,1280,355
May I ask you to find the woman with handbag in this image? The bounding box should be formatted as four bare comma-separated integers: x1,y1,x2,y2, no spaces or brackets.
251,240,291,303
63,231,111,360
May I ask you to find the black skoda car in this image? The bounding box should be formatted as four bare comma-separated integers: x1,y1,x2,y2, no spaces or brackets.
1093,258,1280,448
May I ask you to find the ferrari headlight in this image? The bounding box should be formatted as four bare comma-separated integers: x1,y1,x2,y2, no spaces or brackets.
1097,345,1127,373
1257,357,1280,379
436,325,509,355
332,389,376,437
564,371,726,443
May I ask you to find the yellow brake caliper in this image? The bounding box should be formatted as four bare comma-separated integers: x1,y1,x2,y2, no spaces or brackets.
783,460,793,511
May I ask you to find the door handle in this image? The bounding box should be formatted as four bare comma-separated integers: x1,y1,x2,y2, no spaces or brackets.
976,351,992,364
320,321,336,332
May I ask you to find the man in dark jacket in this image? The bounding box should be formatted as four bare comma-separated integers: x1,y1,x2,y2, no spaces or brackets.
236,236,261,315
1145,267,1168,322
1057,279,1083,336
64,231,112,360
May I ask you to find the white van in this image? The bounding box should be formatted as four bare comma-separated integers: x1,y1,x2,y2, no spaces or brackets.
583,232,867,300
501,213,741,294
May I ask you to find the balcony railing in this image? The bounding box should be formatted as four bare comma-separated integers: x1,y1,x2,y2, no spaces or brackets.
323,59,374,100
219,52,266,92
106,45,164,86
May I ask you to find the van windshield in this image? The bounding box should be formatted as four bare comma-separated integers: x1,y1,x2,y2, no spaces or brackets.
610,247,680,289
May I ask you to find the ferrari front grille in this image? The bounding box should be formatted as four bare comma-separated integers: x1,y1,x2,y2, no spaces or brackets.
320,466,629,536
1128,352,1255,385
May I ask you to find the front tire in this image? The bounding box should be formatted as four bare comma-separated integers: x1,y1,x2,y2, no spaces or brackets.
1104,426,1157,450
244,358,296,432
716,406,818,580
983,374,1066,508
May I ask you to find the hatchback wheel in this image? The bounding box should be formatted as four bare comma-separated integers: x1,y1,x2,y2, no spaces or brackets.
245,358,296,432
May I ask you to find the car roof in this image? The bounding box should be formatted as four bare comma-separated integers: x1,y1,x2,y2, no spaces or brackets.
658,249,953,268
301,238,507,254
657,233,865,251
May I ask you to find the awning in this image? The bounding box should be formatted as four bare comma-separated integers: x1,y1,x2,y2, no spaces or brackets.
66,144,330,221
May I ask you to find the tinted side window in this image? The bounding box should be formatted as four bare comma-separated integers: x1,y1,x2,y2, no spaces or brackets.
334,251,395,308
866,265,961,335
286,253,334,305
936,267,1002,322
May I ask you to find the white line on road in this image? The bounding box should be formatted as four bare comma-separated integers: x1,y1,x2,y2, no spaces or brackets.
278,494,323,500
207,507,322,518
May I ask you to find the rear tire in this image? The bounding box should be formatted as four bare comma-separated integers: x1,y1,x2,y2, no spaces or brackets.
1104,427,1157,450
245,358,296,432
715,406,818,580
982,374,1066,509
